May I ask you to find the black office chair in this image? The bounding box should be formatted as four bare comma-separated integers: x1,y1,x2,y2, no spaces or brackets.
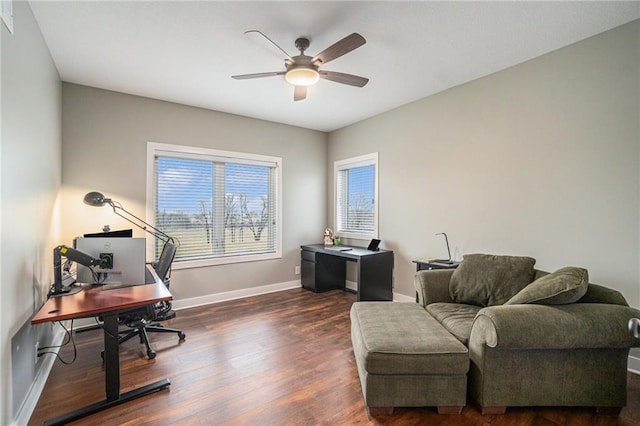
108,241,185,359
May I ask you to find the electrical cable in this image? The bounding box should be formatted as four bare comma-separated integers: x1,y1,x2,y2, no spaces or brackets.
92,269,107,284
37,320,78,365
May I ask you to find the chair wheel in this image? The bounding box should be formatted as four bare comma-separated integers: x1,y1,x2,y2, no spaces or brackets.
147,350,156,359
178,332,186,340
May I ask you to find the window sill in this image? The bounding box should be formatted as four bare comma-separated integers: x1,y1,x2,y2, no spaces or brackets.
335,232,377,241
172,251,282,270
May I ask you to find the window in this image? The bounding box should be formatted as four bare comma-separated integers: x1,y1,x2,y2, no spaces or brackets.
334,152,378,240
147,142,282,268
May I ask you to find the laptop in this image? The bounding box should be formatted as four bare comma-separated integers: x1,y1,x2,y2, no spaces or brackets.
325,246,352,252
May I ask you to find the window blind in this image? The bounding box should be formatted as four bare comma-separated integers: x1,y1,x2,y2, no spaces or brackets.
154,153,278,262
336,163,375,235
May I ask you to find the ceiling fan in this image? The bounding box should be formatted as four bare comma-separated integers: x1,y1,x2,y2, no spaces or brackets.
232,30,369,101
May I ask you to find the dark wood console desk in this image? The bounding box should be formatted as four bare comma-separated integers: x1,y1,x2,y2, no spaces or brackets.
301,244,394,301
412,260,460,271
31,266,172,426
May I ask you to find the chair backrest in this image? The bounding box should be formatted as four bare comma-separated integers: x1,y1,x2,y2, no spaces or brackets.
153,242,177,282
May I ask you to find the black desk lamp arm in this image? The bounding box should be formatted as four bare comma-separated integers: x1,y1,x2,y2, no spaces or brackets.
109,201,173,244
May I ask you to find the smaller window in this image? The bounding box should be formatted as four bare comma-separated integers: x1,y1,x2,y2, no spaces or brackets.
334,153,378,240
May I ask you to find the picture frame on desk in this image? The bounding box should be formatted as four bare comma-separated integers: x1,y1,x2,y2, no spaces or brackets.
367,239,380,251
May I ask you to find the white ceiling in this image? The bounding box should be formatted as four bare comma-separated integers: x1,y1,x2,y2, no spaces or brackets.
29,1,640,133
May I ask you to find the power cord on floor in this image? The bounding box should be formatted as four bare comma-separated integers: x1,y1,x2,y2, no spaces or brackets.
37,319,78,365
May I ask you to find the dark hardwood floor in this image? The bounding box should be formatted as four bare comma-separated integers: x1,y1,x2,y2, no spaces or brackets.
29,288,640,425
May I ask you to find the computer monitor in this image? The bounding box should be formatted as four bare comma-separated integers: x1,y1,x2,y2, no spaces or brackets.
83,229,133,238
74,237,146,288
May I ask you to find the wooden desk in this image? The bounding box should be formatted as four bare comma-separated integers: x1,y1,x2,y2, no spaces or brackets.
300,244,394,301
32,266,172,426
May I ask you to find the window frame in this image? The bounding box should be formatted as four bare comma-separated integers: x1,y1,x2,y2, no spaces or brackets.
334,152,379,241
146,142,282,269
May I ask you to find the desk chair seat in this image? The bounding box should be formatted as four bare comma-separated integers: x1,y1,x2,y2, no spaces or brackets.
103,242,185,360
116,300,185,359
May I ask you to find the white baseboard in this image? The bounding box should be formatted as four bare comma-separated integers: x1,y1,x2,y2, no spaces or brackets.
70,280,414,327
345,280,414,303
26,280,636,426
628,349,640,375
174,279,414,311
12,326,67,426
394,292,415,302
345,279,357,293
171,280,302,310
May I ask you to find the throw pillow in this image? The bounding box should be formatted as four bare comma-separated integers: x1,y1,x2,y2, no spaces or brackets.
449,253,536,306
505,266,588,305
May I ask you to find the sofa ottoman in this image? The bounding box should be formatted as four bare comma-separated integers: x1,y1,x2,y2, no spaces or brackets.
350,302,469,414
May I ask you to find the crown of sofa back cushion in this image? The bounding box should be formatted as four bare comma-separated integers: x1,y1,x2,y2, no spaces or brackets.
505,266,588,305
578,283,629,306
449,253,536,306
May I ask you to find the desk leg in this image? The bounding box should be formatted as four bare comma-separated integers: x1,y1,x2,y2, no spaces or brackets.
357,252,394,301
104,312,120,401
43,312,171,426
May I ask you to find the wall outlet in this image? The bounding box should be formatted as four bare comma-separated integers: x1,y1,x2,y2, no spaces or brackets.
34,342,39,365
295,266,300,275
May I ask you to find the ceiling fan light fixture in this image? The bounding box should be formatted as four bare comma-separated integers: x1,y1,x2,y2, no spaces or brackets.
285,67,319,86
233,31,368,100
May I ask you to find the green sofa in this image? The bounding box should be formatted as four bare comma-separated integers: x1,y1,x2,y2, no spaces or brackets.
352,254,640,415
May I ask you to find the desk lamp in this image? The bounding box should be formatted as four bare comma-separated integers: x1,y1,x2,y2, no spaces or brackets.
83,191,178,322
83,191,173,244
435,232,454,264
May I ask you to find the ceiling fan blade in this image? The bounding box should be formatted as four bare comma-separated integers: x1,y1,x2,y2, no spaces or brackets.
232,71,285,80
312,33,366,65
245,30,294,62
319,71,369,87
294,86,307,101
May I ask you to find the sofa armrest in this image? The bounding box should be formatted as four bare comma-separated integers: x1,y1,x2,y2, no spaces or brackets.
414,269,456,307
470,303,640,350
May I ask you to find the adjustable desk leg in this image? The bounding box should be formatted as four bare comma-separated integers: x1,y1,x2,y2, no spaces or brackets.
103,312,121,401
43,311,171,426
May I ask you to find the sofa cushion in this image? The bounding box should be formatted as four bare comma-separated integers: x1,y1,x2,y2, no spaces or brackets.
449,253,536,307
350,302,468,375
578,283,628,306
505,266,588,305
426,303,482,345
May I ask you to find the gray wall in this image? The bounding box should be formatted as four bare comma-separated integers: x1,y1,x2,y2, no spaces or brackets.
4,10,639,423
328,21,640,306
61,84,327,302
1,1,61,423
